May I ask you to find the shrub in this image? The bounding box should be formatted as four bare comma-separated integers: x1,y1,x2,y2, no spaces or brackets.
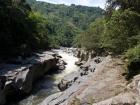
125,44,140,79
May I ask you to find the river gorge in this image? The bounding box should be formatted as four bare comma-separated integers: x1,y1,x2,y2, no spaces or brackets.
1,48,140,105
10,49,79,105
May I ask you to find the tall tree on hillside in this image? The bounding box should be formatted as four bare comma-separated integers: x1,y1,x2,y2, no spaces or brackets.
106,0,140,18
0,0,33,56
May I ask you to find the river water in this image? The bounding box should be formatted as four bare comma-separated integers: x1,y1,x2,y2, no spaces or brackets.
17,49,79,105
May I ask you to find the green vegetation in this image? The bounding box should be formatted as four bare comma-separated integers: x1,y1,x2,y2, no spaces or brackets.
27,0,103,30
0,0,31,57
102,9,140,54
125,44,140,79
76,0,140,78
0,0,50,57
125,44,140,62
0,0,103,58
76,18,105,51
26,0,104,47
1,0,140,78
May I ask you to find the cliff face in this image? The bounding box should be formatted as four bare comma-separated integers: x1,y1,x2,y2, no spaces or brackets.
0,51,58,105
40,49,140,105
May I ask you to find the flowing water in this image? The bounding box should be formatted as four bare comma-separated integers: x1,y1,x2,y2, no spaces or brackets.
17,49,79,105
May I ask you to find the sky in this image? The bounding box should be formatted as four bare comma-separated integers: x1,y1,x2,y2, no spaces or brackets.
37,0,107,9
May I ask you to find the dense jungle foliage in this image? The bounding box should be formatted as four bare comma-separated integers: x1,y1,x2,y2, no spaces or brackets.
1,0,140,77
76,0,140,78
0,0,50,57
26,0,104,47
0,0,103,57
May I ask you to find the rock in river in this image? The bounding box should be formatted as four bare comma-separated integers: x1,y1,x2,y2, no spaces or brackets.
0,51,59,105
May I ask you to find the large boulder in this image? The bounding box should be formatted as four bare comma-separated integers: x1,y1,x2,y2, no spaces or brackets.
40,56,129,105
58,71,80,91
75,61,85,66
0,51,58,105
57,59,67,70
58,79,70,91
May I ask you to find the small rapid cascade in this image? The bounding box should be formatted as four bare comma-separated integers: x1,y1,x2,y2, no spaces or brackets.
53,50,79,83
15,49,79,105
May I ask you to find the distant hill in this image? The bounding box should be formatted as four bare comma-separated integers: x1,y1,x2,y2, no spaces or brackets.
26,0,104,47
26,0,104,29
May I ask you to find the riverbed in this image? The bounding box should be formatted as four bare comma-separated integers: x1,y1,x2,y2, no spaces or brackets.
16,49,79,105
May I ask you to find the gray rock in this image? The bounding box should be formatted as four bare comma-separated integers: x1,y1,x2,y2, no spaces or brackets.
0,76,6,90
57,59,67,70
94,57,102,64
58,80,69,91
75,61,83,66
58,71,80,91
0,51,58,105
40,56,133,105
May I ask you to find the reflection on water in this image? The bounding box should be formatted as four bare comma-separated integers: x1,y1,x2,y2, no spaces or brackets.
17,50,79,105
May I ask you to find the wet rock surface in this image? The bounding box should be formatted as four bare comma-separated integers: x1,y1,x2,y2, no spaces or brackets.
0,51,65,105
57,59,67,70
39,49,140,105
40,55,107,105
40,53,140,105
4,48,140,105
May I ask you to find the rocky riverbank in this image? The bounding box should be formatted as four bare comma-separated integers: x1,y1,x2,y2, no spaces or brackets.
0,51,66,105
40,49,140,105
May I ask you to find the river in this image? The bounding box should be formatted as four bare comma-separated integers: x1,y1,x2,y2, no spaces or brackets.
16,49,79,105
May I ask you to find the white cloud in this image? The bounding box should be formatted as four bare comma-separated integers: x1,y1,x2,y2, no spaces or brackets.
78,0,90,5
37,0,106,9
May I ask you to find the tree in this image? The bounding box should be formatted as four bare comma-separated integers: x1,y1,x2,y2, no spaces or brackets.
0,0,32,56
0,0,50,57
76,18,105,51
26,0,104,47
28,12,49,50
105,0,140,19
102,9,140,54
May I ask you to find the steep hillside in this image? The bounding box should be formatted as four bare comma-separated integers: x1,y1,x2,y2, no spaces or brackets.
28,0,103,29
26,0,104,47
